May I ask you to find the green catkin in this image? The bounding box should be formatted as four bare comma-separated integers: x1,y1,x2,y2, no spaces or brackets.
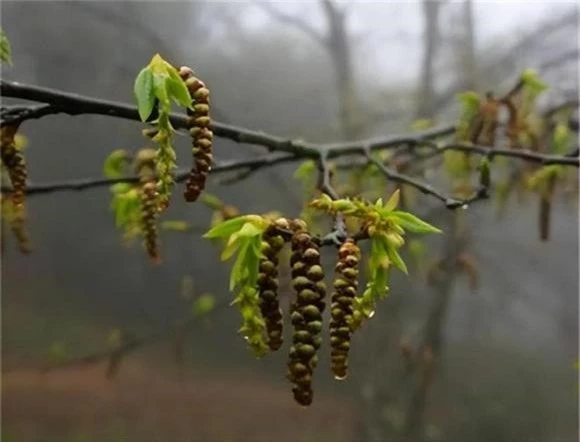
286,219,326,406
1,194,31,254
1,124,27,210
179,66,213,202
258,218,289,351
330,239,360,380
140,181,160,264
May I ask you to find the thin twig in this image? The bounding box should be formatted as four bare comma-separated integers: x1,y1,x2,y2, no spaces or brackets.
316,150,347,245
0,153,298,195
363,148,489,209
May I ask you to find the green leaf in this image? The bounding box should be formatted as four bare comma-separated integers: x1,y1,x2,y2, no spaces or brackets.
104,149,129,178
293,160,316,182
383,189,400,212
204,216,248,239
385,242,408,274
153,73,171,109
192,293,216,318
389,211,442,234
521,69,549,95
110,182,132,195
134,67,155,122
553,123,571,155
221,236,243,261
167,76,192,109
0,28,12,65
229,241,249,291
456,91,480,114
237,222,263,238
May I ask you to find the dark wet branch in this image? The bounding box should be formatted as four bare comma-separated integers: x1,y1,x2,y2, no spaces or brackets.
0,81,577,205
363,149,490,209
0,153,299,195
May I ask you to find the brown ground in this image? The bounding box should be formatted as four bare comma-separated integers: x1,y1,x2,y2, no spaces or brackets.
2,359,356,442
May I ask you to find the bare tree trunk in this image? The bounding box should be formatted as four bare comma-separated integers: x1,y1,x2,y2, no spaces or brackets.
416,0,442,119
402,212,466,440
321,0,361,140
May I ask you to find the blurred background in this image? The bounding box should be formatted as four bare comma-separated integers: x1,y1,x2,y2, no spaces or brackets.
1,1,578,441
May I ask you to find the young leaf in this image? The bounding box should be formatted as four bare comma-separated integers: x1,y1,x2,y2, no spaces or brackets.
553,123,571,155
383,189,400,212
153,73,170,108
204,216,248,239
521,69,549,96
385,242,408,274
221,236,243,261
134,67,155,122
293,159,316,181
0,28,12,65
167,76,193,109
192,293,216,318
103,149,129,178
456,91,480,114
229,241,250,290
389,211,442,234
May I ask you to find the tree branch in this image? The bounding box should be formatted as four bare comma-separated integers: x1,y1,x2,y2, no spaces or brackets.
1,81,577,205
0,153,298,195
363,149,489,209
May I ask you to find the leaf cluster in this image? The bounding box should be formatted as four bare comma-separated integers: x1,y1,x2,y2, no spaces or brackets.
134,54,193,208
310,191,441,329
204,215,271,355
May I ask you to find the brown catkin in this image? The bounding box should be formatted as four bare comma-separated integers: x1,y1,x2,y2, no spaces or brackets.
329,239,360,380
258,218,289,351
179,66,213,202
1,124,27,209
286,219,326,406
140,181,160,264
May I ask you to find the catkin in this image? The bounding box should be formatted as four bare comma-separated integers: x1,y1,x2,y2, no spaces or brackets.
286,219,326,406
140,181,160,264
179,66,212,202
258,218,289,351
1,124,27,209
329,239,360,380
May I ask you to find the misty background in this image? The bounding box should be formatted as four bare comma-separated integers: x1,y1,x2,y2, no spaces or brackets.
1,1,578,442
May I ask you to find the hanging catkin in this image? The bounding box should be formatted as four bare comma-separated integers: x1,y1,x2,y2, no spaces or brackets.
329,239,360,380
179,66,212,202
286,219,326,406
257,218,289,351
1,124,27,209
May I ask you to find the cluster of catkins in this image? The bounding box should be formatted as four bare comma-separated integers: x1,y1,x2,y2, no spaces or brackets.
256,217,361,406
178,66,213,203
